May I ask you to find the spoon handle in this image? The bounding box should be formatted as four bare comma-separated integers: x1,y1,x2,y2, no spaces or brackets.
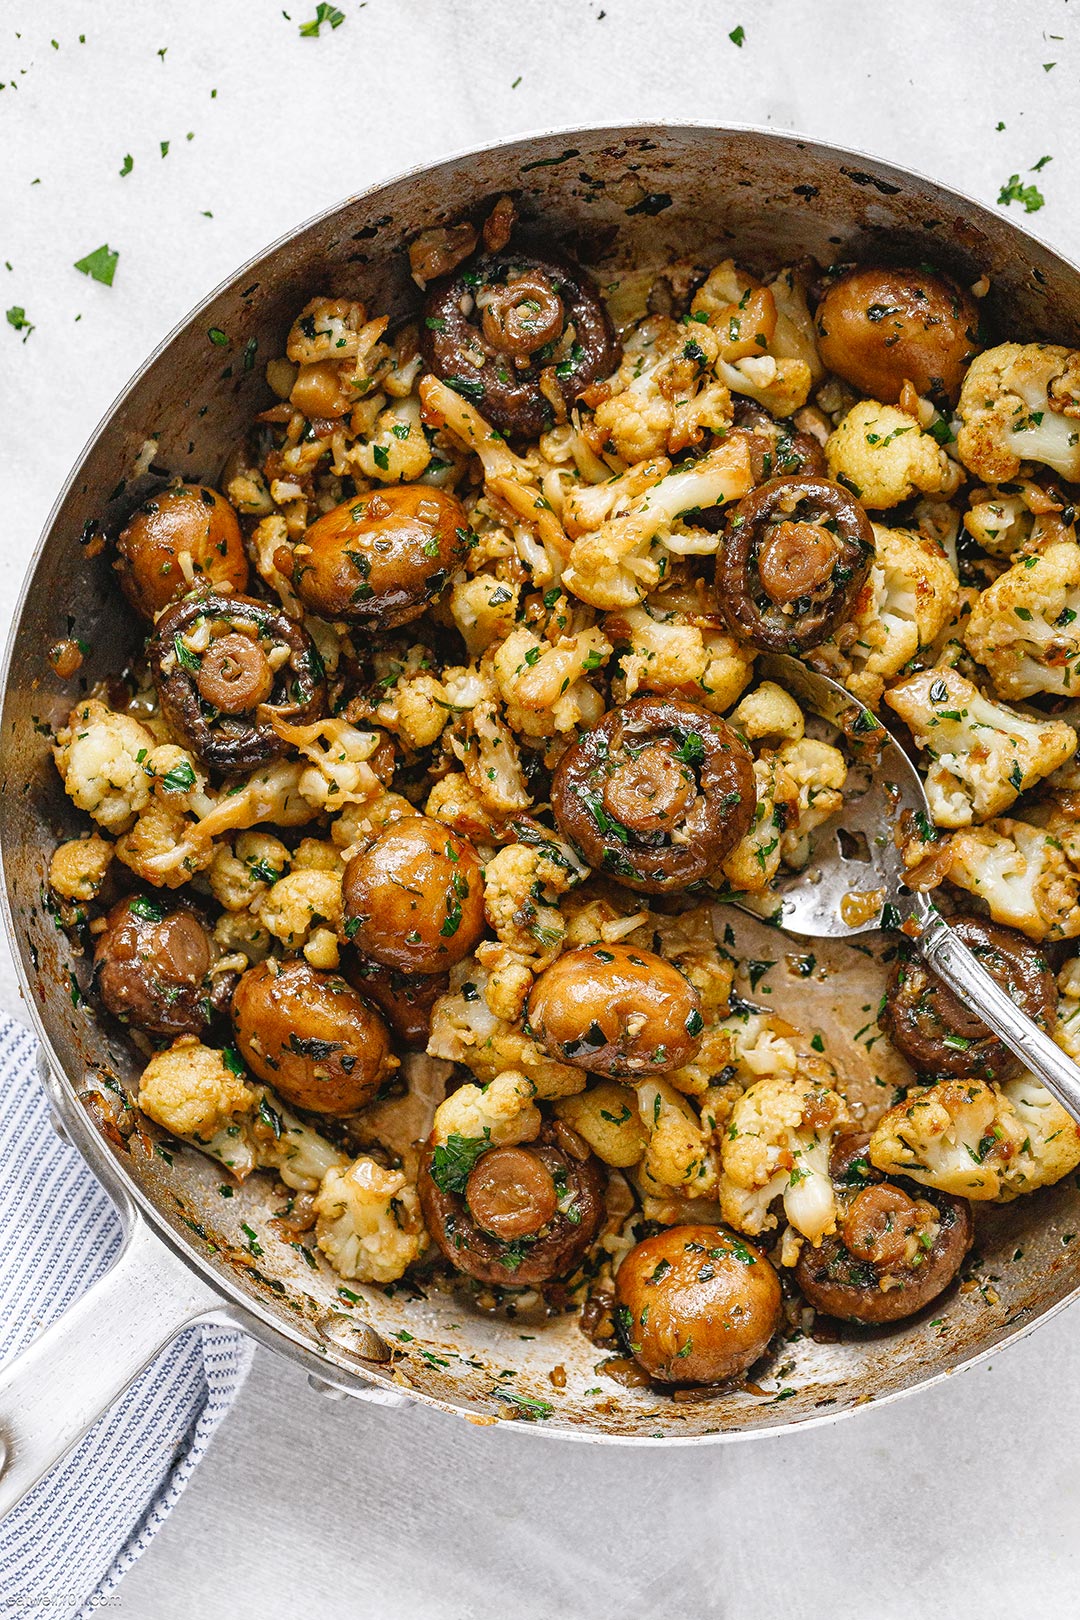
915,904,1080,1124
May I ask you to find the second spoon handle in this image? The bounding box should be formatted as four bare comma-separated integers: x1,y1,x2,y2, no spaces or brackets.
916,904,1080,1123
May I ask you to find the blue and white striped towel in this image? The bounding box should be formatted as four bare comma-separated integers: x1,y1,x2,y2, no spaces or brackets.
0,1016,253,1617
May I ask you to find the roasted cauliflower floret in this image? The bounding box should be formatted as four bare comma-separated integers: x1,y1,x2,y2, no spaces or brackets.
53,700,156,833
956,342,1080,483
963,478,1076,560
999,1073,1080,1195
48,835,114,903
492,624,610,738
964,540,1080,699
635,1077,719,1198
604,599,755,714
562,439,752,610
868,1078,1019,1198
718,1073,852,1243
257,868,344,966
776,737,848,868
589,314,732,463
729,682,805,746
248,1086,349,1190
555,1079,648,1168
351,395,431,483
314,1155,426,1283
431,1068,542,1148
940,817,1080,940
208,831,291,912
885,666,1076,827
450,575,521,660
689,260,813,415
721,752,799,894
825,400,962,510
138,1037,256,1144
482,834,585,965
849,523,960,699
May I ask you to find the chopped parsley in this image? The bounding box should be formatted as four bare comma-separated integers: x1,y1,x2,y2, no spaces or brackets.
998,174,1045,214
73,244,119,286
430,1130,490,1194
299,3,345,34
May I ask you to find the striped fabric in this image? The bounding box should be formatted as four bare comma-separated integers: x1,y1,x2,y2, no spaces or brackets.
0,1017,252,1617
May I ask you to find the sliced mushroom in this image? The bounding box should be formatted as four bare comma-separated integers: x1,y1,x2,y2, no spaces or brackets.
717,475,874,652
148,592,325,772
551,696,756,891
421,248,621,439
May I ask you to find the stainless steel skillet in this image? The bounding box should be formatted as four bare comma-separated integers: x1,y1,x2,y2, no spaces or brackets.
4,123,1080,1514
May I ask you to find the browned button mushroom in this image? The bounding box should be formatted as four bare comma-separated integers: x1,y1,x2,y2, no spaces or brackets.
94,894,226,1037
882,916,1055,1081
732,399,828,485
418,1127,605,1286
551,695,756,892
341,954,449,1048
465,1145,559,1239
794,1163,973,1326
421,248,621,440
815,265,981,408
231,958,393,1116
342,816,485,975
717,475,875,653
615,1225,782,1385
115,484,248,621
148,592,325,772
526,943,703,1077
296,485,469,629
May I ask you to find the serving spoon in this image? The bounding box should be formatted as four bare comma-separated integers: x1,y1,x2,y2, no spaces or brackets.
723,651,1080,1125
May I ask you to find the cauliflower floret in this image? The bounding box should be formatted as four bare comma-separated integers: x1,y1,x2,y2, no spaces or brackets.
776,737,848,868
213,908,272,965
48,835,114,903
258,869,344,963
562,439,753,610
885,666,1076,827
826,401,962,510
286,296,380,365
956,342,1080,483
869,1079,1009,1197
53,700,156,833
450,697,531,817
353,670,450,753
482,834,585,966
450,575,521,660
555,1079,648,1168
427,967,583,1098
272,717,384,811
193,760,317,845
719,1073,852,1243
208,831,291,912
590,315,733,463
604,599,755,714
314,1155,426,1283
964,539,1080,699
431,1068,542,1149
941,817,1080,940
424,771,501,843
250,1087,349,1191
999,1073,1080,1195
729,681,805,746
114,799,215,889
635,1078,719,1198
350,395,431,483
963,477,1076,560
844,524,960,703
720,752,799,893
689,261,813,414
138,1037,255,1144
492,625,610,738
1057,955,1080,1062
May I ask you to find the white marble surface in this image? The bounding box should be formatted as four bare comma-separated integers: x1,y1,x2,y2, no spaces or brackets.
4,1,1080,1614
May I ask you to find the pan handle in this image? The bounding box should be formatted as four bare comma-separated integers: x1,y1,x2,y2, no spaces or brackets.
0,1190,228,1521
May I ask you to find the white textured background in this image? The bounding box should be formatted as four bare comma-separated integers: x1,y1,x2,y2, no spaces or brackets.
3,2,1080,1615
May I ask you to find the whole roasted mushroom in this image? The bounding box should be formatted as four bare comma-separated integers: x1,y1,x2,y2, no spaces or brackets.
882,916,1055,1081
551,695,756,892
615,1225,782,1384
815,265,981,408
148,592,325,772
717,474,875,652
417,1125,605,1286
526,943,703,1077
94,893,229,1037
793,1132,973,1324
231,958,393,1116
115,484,248,621
341,816,486,975
296,485,469,629
421,248,621,439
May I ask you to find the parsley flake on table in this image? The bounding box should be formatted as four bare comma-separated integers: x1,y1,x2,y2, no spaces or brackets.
6,306,33,341
997,174,1045,214
1031,154,1053,172
119,153,133,177
160,139,170,158
729,23,745,45
73,244,119,286
299,3,345,35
